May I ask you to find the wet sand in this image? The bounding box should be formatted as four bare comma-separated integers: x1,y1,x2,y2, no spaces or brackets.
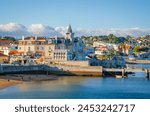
0,74,59,81
0,79,22,89
0,74,59,89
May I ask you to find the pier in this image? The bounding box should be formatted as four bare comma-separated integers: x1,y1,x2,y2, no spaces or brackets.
103,68,149,79
126,60,150,64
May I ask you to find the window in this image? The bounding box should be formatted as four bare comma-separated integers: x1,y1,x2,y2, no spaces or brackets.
41,47,44,50
28,41,32,45
28,47,30,51
37,47,39,50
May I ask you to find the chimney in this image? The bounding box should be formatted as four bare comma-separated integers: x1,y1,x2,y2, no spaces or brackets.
55,36,58,44
35,36,37,40
22,36,24,40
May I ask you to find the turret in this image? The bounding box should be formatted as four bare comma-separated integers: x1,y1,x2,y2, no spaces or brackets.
67,24,72,33
65,24,74,40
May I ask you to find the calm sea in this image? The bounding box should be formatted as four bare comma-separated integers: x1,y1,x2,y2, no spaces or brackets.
0,63,150,99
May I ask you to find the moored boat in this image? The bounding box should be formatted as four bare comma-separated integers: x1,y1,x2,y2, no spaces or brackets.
115,75,123,79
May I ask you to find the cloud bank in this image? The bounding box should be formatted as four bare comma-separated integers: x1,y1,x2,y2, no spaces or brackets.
0,23,150,38
0,23,61,38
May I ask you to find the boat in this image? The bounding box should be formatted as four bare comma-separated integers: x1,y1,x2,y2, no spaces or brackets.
115,75,123,79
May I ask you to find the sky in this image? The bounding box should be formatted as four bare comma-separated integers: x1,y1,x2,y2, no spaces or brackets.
0,0,150,37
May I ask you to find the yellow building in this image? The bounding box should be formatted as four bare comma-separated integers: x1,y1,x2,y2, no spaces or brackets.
0,52,9,63
18,36,47,55
18,36,56,58
15,25,85,65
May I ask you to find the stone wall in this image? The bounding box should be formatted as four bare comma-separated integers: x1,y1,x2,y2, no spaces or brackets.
0,64,102,76
0,64,45,74
51,61,89,67
47,65,102,76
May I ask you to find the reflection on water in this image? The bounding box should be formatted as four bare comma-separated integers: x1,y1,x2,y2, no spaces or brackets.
0,63,150,99
0,74,150,99
17,76,92,91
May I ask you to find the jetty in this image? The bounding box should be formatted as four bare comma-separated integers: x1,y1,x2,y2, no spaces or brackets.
103,68,149,80
126,59,150,64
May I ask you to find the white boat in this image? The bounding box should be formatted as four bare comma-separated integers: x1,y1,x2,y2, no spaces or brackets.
115,75,123,79
128,55,136,61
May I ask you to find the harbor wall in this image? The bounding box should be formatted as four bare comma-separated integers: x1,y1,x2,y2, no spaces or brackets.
126,60,150,64
0,64,102,76
50,61,89,67
47,65,102,76
0,65,45,74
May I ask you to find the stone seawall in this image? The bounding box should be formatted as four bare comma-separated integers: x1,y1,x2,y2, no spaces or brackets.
47,65,102,76
0,65,45,74
51,61,89,67
0,64,102,77
126,60,150,64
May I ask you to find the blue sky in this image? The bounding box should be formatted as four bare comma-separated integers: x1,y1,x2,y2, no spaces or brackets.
0,0,150,37
0,0,150,29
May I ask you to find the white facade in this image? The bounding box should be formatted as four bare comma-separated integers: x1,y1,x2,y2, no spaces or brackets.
17,25,85,63
93,42,119,51
50,25,85,61
0,46,9,55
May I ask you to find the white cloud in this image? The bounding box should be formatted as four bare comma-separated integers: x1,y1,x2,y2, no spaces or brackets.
55,26,68,36
28,24,61,36
0,23,150,38
0,23,28,37
0,23,61,38
0,23,26,32
74,28,150,37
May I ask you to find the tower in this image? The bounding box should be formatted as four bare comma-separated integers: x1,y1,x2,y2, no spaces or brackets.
65,24,74,41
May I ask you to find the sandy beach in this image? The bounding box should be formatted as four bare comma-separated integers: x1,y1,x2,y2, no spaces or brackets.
1,74,59,81
0,79,22,89
0,74,59,89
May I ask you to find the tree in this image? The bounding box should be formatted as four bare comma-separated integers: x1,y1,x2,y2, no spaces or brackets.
133,46,140,53
92,36,98,42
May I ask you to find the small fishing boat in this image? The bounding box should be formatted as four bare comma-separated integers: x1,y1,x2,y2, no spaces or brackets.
115,75,123,79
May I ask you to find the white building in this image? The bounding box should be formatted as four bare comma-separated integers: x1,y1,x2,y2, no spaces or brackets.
93,41,119,51
15,25,85,64
50,25,85,61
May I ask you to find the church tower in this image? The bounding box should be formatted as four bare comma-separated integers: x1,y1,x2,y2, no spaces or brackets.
65,24,74,41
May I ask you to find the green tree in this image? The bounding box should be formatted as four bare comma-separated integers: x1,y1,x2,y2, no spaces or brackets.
133,46,140,53
92,36,98,42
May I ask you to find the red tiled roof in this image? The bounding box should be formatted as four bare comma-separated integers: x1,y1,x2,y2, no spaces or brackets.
9,50,18,55
0,53,8,57
0,40,13,42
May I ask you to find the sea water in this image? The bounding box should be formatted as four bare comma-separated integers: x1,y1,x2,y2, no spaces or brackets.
0,70,150,99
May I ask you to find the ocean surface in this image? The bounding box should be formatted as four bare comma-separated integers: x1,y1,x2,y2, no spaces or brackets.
0,63,150,99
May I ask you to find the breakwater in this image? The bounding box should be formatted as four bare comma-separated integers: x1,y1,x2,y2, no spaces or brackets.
126,60,150,64
47,65,102,76
0,64,102,76
103,68,150,80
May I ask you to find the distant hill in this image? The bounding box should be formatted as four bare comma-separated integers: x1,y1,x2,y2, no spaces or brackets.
0,36,16,41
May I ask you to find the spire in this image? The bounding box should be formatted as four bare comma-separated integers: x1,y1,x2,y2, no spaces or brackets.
67,24,72,33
